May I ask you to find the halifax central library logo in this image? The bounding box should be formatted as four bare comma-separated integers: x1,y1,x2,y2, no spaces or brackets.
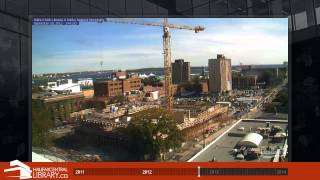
3,160,69,179
3,160,32,179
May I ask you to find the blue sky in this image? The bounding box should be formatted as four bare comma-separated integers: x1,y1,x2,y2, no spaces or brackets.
32,18,288,74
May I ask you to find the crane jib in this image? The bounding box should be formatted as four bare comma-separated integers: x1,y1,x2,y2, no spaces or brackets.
104,18,205,112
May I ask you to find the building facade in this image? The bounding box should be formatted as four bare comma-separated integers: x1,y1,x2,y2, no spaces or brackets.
94,78,142,97
208,54,232,93
232,74,257,90
112,70,127,79
172,59,191,84
199,82,209,94
32,92,85,126
48,79,81,94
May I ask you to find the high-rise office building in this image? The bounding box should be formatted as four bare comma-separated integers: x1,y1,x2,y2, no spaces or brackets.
208,54,232,93
172,59,190,84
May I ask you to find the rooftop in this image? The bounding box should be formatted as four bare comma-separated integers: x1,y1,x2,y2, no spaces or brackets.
189,119,288,162
32,92,84,102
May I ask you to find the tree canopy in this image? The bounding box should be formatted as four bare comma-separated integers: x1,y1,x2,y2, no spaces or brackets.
32,100,54,148
118,108,183,161
142,76,163,87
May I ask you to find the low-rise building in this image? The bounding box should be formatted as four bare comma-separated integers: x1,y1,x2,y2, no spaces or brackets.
94,78,142,97
48,79,81,93
232,74,257,90
83,89,94,98
145,91,159,100
32,92,85,126
112,70,127,79
77,78,93,87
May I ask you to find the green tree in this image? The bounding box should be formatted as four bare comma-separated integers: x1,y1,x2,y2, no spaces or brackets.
119,108,183,161
259,69,287,88
264,87,288,114
32,100,54,148
258,70,273,87
181,76,201,92
142,76,163,87
181,81,193,91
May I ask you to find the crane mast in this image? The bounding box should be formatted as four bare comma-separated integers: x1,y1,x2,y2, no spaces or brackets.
104,18,205,112
163,18,173,111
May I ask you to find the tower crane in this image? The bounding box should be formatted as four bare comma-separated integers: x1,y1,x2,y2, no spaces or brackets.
104,18,205,112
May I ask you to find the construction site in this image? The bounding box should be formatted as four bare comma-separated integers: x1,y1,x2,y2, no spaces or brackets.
175,104,230,140
45,100,230,161
32,18,288,162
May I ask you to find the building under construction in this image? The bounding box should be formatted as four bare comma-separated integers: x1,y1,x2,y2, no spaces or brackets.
175,104,230,140
68,101,229,149
70,104,159,148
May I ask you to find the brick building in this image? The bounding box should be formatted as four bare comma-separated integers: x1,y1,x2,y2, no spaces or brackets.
143,84,179,97
32,92,85,126
232,74,257,90
94,78,142,97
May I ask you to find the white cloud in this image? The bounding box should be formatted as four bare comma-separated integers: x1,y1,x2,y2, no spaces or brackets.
33,19,288,73
104,20,288,67
170,21,288,66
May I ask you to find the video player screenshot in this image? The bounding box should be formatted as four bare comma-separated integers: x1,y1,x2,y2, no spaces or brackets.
0,0,319,179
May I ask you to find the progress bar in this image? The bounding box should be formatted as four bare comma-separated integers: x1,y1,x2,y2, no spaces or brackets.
200,168,288,176
73,168,288,176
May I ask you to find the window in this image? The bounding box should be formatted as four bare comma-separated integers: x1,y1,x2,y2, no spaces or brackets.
288,15,293,32
0,0,4,10
51,0,71,14
210,0,228,15
91,0,108,14
251,2,269,15
270,0,290,15
315,0,320,24
228,0,247,15
176,0,193,13
6,0,28,17
109,0,125,15
29,0,51,14
193,0,210,15
294,11,308,30
0,29,20,98
126,0,142,15
292,0,315,30
142,0,158,15
0,13,19,32
158,5,168,15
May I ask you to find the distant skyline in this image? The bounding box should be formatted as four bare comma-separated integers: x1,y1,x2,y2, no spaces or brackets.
32,18,288,74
